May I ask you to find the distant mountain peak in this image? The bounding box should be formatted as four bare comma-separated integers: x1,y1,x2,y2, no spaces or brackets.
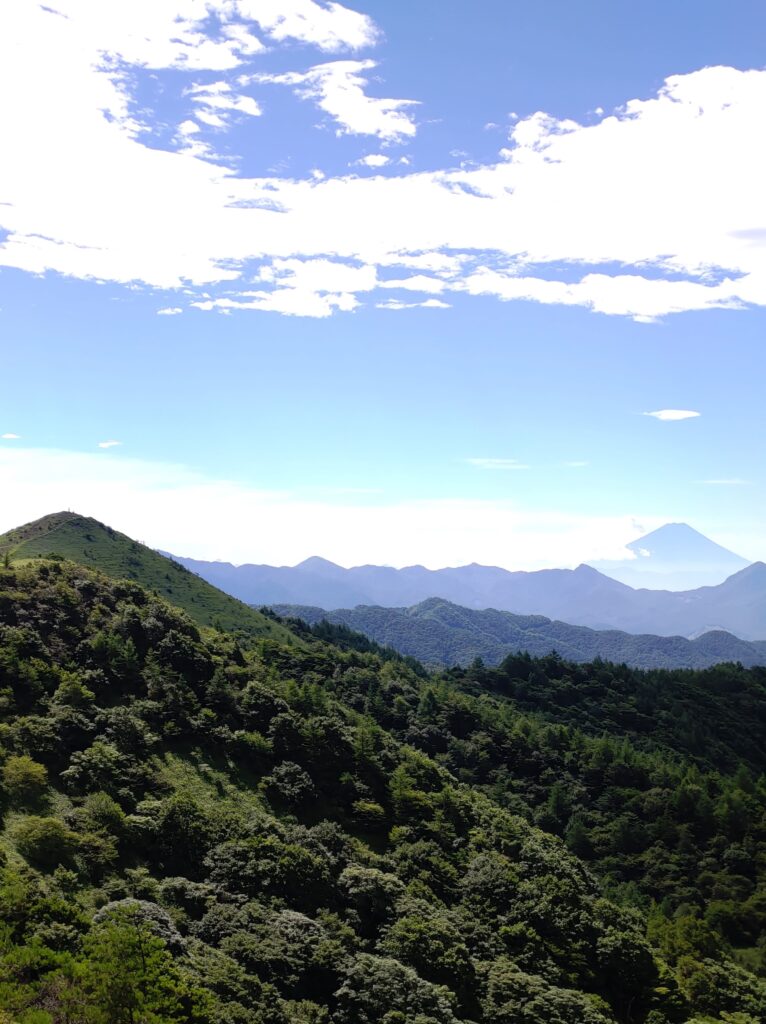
626,522,747,562
295,555,343,571
587,522,751,591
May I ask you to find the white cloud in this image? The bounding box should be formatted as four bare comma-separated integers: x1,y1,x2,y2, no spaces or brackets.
1,5,766,319
187,80,262,129
193,256,377,316
238,0,380,52
466,458,529,471
380,274,447,293
643,409,701,421
1,433,21,440
356,153,391,168
157,306,183,315
564,460,588,468
255,60,418,140
193,288,359,317
97,440,122,449
0,446,675,569
375,298,450,310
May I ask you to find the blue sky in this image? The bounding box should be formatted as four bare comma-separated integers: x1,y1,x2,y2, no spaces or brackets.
0,0,764,568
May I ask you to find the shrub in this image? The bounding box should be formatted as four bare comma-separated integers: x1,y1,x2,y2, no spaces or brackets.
263,762,315,808
2,754,48,805
13,816,78,868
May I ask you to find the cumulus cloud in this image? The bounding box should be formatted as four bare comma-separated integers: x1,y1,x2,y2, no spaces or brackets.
643,409,701,421
466,458,529,471
0,446,675,569
254,60,418,140
1,3,766,319
2,433,21,440
157,307,183,315
97,440,122,449
356,153,391,168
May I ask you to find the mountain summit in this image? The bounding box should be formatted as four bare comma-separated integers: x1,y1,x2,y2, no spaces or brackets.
588,522,750,590
0,511,293,642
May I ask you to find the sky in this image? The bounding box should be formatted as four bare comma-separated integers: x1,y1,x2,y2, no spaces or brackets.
1,0,765,569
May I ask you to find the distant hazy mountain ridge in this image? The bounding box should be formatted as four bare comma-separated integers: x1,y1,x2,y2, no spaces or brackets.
273,598,766,670
169,524,766,641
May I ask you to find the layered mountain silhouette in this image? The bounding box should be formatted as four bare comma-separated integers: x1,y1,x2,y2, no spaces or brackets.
169,536,766,642
273,598,766,669
588,522,750,590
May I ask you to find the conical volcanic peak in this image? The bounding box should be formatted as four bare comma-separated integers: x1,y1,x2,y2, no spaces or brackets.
626,522,748,564
589,522,751,591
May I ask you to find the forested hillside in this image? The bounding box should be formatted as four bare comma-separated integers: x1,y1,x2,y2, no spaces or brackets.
273,599,766,669
1,558,765,1023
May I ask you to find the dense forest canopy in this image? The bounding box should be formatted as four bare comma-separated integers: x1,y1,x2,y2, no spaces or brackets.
0,558,765,1023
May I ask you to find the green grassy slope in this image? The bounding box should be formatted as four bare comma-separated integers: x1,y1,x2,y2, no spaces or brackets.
0,511,296,643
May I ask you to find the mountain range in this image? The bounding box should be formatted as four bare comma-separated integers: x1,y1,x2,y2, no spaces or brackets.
274,597,766,669
168,524,766,642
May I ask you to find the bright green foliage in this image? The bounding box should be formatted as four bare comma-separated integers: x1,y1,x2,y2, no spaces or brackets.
12,816,79,867
1,754,48,804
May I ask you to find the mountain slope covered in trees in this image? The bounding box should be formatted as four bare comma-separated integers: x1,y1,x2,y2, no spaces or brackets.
273,598,766,669
0,537,765,1021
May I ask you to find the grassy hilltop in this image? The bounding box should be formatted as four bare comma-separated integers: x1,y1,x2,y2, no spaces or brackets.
0,511,295,643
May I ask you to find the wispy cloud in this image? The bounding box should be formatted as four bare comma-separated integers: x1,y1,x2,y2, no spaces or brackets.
643,409,701,421
97,440,122,449
380,275,448,294
563,460,589,468
376,298,450,310
700,477,751,485
187,81,262,130
466,457,529,471
1,433,21,440
157,307,183,316
246,0,380,52
254,60,418,141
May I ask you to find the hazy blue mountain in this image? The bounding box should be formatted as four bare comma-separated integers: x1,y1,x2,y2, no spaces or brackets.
588,522,750,590
167,546,766,641
272,598,766,669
